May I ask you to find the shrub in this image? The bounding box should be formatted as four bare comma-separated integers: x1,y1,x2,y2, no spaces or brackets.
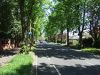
82,38,93,47
70,43,80,49
94,39,100,48
20,42,35,54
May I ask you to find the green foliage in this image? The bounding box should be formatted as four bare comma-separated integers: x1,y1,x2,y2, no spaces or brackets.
70,43,80,49
45,0,82,43
0,0,22,39
94,39,100,48
0,0,50,41
82,38,93,47
0,0,13,38
20,42,35,54
86,0,100,46
33,0,53,39
1,0,100,47
82,48,96,51
82,48,100,55
0,54,32,75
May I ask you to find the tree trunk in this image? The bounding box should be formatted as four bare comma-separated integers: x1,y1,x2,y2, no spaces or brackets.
78,1,86,48
67,28,69,46
79,32,83,48
55,34,58,43
18,0,25,41
61,30,63,44
28,0,35,44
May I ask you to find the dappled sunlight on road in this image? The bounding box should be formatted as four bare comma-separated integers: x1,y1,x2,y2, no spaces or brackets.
33,44,100,75
35,44,100,60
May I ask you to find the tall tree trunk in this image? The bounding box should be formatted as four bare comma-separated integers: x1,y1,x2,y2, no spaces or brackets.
61,30,63,44
55,34,58,43
28,0,35,44
78,1,86,48
67,28,69,46
79,31,83,48
18,0,25,41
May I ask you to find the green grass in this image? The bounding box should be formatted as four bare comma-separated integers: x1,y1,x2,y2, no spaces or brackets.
0,54,33,75
82,48,100,55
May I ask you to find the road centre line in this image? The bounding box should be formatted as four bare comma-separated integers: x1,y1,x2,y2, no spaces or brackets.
52,64,62,75
46,55,62,75
35,50,61,75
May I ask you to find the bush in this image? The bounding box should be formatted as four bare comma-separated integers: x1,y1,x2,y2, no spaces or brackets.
57,40,66,44
82,38,93,47
20,42,35,54
70,43,80,49
94,39,100,48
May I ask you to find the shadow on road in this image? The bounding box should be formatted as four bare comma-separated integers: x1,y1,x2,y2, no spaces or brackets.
34,63,100,75
55,64,100,75
34,44,100,75
33,63,58,75
35,44,100,60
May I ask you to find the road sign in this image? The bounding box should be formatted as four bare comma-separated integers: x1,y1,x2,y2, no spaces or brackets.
28,32,32,35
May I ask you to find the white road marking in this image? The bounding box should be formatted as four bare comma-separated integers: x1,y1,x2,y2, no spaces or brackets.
35,48,61,75
52,64,61,75
46,56,61,75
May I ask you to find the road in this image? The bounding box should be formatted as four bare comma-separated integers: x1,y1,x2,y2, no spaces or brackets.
33,44,100,75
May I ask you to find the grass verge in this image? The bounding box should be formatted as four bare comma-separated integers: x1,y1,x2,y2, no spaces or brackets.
0,54,33,75
82,48,100,55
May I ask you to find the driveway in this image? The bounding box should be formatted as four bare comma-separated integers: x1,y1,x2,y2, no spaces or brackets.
33,44,100,75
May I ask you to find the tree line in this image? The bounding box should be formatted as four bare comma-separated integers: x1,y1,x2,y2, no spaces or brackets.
0,0,100,48
45,0,100,48
0,0,49,45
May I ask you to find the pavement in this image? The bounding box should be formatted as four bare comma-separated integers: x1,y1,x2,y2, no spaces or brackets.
33,44,100,75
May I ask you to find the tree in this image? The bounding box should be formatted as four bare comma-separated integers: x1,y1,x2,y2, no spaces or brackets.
0,0,14,38
87,0,100,47
45,0,81,45
62,0,81,46
18,0,26,41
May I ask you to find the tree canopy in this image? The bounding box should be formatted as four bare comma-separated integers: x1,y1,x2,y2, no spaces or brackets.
0,0,100,47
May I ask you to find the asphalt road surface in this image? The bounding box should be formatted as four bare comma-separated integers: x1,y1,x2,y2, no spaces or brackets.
33,44,100,75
